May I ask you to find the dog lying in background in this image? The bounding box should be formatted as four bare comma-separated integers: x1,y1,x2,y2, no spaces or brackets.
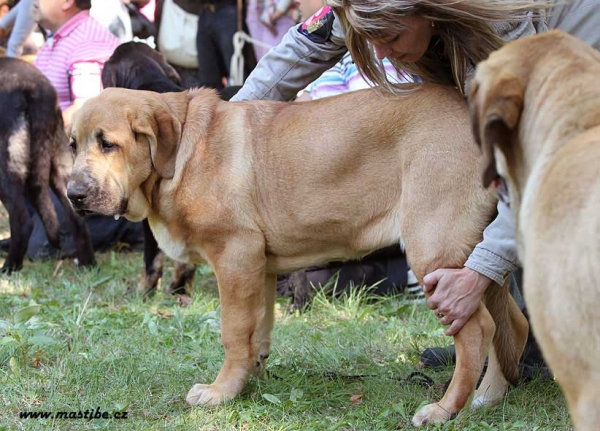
469,30,600,431
67,83,529,426
0,57,95,273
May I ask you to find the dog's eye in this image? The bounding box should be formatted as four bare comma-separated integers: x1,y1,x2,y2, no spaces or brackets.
99,138,117,153
69,139,77,154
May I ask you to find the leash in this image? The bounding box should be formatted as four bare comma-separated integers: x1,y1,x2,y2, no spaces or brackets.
265,369,436,388
229,31,274,86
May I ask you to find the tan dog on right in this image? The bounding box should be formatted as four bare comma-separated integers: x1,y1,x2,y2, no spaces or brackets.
469,30,600,431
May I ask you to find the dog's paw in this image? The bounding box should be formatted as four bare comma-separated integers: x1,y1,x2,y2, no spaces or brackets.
471,383,508,410
253,354,269,377
470,395,490,410
186,384,233,406
411,403,453,427
136,273,160,295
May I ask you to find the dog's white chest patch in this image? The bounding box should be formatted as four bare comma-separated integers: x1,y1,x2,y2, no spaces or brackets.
149,219,190,263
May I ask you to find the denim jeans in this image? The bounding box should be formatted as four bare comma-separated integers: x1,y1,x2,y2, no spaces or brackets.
196,3,238,89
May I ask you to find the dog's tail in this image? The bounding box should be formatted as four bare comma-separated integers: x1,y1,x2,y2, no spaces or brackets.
484,280,529,386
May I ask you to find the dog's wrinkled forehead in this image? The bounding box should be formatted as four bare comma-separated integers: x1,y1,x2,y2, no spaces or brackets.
471,47,514,92
473,31,570,89
71,88,141,142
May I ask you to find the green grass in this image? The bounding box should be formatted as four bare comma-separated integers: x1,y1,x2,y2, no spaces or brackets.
0,207,571,430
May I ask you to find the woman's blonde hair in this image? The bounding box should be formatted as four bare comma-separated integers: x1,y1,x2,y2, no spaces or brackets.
327,0,552,95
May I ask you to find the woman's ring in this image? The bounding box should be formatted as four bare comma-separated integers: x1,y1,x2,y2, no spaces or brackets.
436,311,444,319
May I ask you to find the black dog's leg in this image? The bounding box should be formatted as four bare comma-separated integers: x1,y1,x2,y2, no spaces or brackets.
290,269,312,312
29,184,60,249
50,153,96,266
166,262,196,295
0,176,33,273
51,175,96,268
64,204,95,268
137,219,164,294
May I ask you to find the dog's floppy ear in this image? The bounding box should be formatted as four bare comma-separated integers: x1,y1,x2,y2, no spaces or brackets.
468,73,524,188
101,62,118,88
157,56,182,87
132,103,182,179
145,48,183,87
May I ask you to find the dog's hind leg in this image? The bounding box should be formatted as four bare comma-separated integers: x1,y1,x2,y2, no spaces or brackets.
254,273,277,373
403,201,498,426
472,283,528,409
0,114,34,273
0,177,33,273
186,238,268,406
412,304,495,426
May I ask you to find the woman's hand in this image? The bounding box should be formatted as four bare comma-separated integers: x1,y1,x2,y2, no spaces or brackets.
423,267,492,336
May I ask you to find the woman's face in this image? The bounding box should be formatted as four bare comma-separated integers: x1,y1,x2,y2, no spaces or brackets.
369,15,435,62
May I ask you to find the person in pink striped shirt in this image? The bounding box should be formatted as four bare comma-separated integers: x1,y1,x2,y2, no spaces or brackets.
29,0,141,261
34,0,119,127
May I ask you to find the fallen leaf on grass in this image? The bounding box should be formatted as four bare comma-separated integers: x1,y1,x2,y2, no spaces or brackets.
350,394,363,405
155,310,173,319
177,294,192,307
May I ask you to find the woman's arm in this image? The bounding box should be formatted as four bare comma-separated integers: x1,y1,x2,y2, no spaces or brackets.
231,7,347,101
424,201,519,335
465,200,519,284
425,18,539,335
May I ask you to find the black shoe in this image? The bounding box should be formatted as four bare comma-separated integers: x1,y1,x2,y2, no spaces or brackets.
421,344,553,382
518,348,553,382
420,345,456,368
518,362,553,382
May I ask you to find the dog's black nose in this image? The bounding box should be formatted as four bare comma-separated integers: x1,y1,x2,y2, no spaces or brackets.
67,183,88,206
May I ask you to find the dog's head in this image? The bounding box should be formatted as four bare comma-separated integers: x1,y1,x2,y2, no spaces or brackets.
102,42,182,90
66,88,185,221
468,48,526,191
468,31,591,194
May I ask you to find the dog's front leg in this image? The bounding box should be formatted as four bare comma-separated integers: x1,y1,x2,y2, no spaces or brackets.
412,303,494,426
186,245,269,406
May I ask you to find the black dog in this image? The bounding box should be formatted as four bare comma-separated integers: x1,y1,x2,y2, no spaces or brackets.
0,58,95,273
101,42,240,295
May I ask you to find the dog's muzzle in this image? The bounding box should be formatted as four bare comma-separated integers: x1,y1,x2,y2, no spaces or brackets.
66,181,89,212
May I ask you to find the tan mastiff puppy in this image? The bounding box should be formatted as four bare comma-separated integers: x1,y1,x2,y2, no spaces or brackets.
469,30,600,431
67,84,528,426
